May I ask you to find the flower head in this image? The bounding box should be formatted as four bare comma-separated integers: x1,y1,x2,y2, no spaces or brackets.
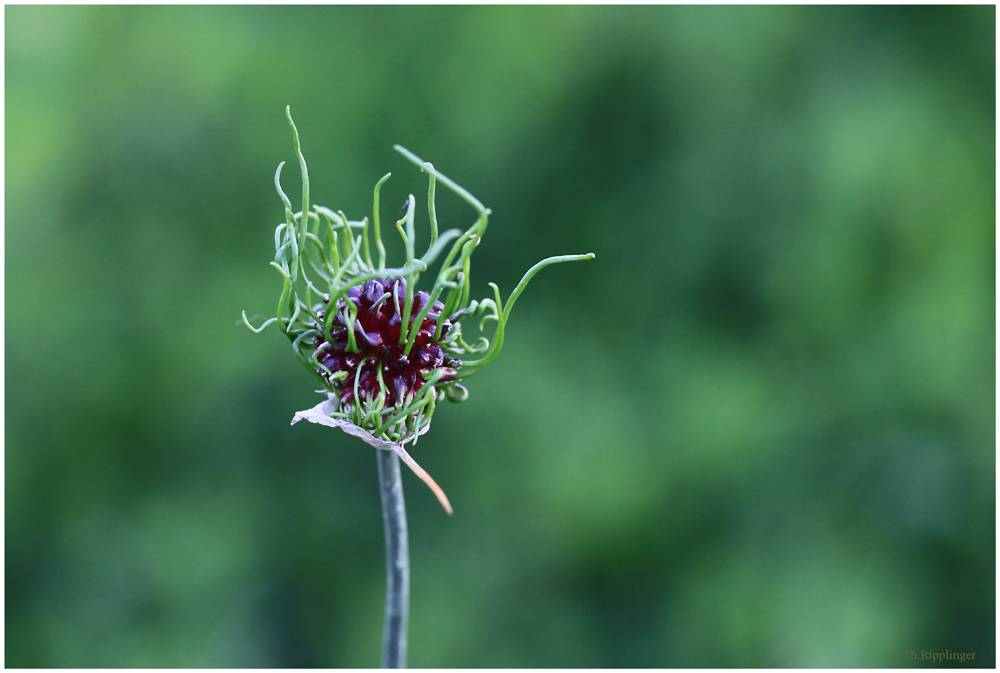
244,107,593,512
308,278,461,411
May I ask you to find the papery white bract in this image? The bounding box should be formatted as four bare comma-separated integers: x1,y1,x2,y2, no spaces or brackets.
292,397,452,514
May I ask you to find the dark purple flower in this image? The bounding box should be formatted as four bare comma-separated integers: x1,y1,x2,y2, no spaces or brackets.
309,278,459,410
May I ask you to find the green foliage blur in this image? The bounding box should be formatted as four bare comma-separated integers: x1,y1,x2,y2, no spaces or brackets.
6,6,994,667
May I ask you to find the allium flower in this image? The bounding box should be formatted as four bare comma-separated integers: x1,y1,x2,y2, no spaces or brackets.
308,279,462,410
244,107,593,514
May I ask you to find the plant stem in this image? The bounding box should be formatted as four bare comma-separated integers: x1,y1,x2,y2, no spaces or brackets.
376,449,409,668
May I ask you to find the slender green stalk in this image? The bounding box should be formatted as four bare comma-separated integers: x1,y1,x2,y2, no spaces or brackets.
376,449,409,669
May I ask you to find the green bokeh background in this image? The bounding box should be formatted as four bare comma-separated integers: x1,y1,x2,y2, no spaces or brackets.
6,5,994,667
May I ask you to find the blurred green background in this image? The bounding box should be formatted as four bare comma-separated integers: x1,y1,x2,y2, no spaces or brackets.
6,5,994,668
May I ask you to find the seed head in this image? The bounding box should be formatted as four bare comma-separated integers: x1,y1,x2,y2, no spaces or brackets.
244,106,593,511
